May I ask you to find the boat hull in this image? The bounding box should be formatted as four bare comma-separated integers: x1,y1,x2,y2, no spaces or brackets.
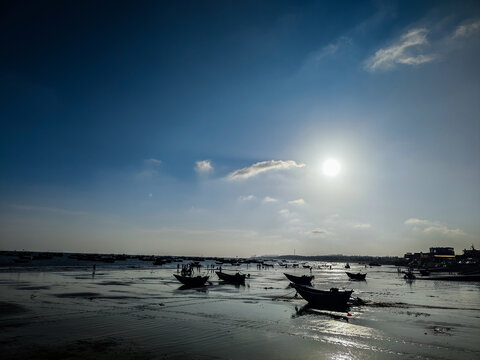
346,272,366,280
173,274,209,287
284,273,314,285
216,271,246,284
294,284,352,309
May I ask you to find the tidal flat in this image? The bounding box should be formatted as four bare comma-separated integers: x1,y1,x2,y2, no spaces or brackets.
0,263,479,359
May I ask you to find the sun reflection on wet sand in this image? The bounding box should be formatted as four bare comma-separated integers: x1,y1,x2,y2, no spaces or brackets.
0,263,479,359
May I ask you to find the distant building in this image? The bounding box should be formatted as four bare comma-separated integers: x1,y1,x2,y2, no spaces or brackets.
403,252,428,261
461,245,480,259
429,247,455,258
404,247,455,264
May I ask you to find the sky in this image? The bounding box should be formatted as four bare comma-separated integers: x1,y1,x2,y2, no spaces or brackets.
1,0,479,257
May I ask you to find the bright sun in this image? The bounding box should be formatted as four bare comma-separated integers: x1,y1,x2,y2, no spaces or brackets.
322,159,341,177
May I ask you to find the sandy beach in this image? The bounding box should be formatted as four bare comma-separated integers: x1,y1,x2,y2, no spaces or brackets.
1,262,479,359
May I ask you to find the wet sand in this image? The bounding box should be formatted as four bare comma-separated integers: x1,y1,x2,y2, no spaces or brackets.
0,264,479,359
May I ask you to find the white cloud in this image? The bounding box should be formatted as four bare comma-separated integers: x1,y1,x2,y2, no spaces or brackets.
288,198,305,205
452,19,480,38
144,158,162,165
263,196,278,203
279,209,290,216
396,54,436,65
238,195,256,201
195,160,213,172
365,28,436,71
227,160,305,180
404,218,430,226
354,223,372,229
405,218,466,237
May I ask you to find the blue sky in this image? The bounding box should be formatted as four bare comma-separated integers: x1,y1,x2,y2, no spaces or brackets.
1,0,479,256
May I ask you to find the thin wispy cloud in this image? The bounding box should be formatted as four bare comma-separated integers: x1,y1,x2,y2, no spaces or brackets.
309,36,352,62
279,209,290,216
288,198,305,205
137,158,162,179
195,160,213,172
452,19,480,38
262,196,278,203
353,223,372,229
144,158,162,165
227,160,305,180
296,36,351,77
405,218,466,236
238,195,256,201
365,28,435,71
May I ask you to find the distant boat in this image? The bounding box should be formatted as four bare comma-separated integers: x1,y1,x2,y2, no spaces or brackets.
346,272,366,280
216,271,246,284
284,273,314,285
293,284,353,309
345,263,350,269
173,274,209,287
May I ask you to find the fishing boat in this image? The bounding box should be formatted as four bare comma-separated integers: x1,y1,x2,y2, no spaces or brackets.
293,284,353,309
173,274,209,287
345,263,350,269
216,271,246,284
346,272,366,280
284,273,314,285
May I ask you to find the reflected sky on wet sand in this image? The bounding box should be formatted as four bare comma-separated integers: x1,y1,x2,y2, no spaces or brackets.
0,263,479,359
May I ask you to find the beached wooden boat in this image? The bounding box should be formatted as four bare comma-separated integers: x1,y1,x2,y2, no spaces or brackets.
293,284,353,309
284,273,314,285
173,274,209,287
346,272,366,280
216,271,246,284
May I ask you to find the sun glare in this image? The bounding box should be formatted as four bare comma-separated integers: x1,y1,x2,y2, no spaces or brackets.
322,159,341,177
